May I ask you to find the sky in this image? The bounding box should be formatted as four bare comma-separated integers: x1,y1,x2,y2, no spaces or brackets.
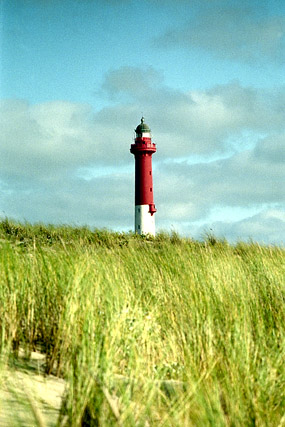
0,0,284,244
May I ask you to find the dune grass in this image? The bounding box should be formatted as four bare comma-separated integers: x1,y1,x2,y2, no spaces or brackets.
0,219,284,426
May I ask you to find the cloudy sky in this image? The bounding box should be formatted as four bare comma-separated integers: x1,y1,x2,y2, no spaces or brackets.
1,0,284,244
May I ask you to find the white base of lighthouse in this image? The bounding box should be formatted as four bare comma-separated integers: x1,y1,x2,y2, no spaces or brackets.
135,205,155,236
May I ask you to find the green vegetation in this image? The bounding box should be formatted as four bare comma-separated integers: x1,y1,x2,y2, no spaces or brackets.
0,219,284,426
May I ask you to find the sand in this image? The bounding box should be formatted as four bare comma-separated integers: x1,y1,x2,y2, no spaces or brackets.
0,350,66,427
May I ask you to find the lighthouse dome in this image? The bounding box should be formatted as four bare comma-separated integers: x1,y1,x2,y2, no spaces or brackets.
135,117,151,134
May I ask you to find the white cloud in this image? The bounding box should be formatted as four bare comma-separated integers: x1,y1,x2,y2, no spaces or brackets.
195,208,285,245
154,131,284,236
100,68,285,158
101,66,162,100
157,132,284,206
2,71,282,183
155,4,285,64
254,133,285,163
0,66,284,243
1,172,133,229
0,99,133,186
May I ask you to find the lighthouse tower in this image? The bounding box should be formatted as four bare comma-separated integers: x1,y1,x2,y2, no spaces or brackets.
130,117,157,236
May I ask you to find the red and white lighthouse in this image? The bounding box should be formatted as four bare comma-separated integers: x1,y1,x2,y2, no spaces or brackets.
130,117,157,236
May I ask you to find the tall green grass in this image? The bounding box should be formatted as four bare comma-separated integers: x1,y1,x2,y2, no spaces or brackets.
0,219,284,426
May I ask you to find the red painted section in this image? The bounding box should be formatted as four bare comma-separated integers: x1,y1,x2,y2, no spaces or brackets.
130,135,157,214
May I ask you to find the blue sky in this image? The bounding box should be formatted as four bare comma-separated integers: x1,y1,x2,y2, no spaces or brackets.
1,0,284,243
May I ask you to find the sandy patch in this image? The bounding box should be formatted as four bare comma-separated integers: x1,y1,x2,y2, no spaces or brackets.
0,351,66,427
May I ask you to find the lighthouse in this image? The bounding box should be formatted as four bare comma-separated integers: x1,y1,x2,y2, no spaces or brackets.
130,117,157,236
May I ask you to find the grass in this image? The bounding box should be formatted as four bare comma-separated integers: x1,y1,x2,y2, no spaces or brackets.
0,219,284,426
